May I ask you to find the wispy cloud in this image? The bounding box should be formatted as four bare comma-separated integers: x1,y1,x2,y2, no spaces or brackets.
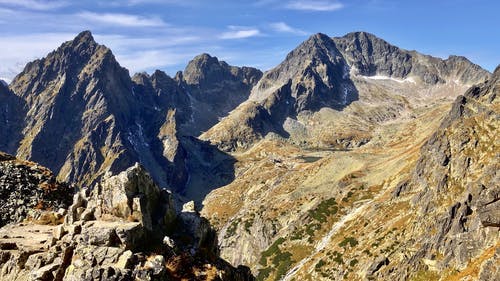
95,34,200,49
0,33,76,79
77,11,167,27
269,22,307,35
115,49,194,73
103,0,194,7
286,0,343,11
0,0,68,11
219,26,261,40
253,0,278,6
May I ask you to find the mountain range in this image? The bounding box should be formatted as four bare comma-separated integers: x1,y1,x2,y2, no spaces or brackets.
0,30,497,281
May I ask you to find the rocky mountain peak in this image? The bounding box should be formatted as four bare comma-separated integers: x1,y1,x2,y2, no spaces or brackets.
74,30,94,42
333,31,491,84
183,53,233,87
303,32,334,47
341,31,390,46
332,31,411,78
69,30,97,50
150,69,178,91
249,31,351,112
494,64,500,76
10,30,116,100
285,32,338,62
131,72,151,86
7,31,140,185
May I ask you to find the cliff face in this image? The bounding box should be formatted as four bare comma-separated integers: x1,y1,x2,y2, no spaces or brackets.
181,53,262,136
0,83,25,154
9,31,145,187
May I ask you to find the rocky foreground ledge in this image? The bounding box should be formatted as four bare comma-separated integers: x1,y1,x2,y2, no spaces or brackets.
0,163,253,281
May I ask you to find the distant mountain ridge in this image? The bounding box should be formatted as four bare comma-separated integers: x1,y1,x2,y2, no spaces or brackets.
0,30,490,196
201,31,489,151
333,32,487,84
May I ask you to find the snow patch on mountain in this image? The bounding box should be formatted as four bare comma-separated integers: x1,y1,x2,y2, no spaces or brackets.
362,75,416,84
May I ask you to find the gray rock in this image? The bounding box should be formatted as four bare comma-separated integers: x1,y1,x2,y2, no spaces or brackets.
53,225,67,240
366,256,389,277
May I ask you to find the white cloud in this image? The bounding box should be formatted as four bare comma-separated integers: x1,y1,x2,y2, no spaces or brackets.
95,34,200,49
286,0,343,11
125,0,188,5
219,26,261,40
0,78,10,85
77,11,167,27
269,22,307,35
103,0,193,6
0,0,68,10
115,49,193,73
0,33,76,80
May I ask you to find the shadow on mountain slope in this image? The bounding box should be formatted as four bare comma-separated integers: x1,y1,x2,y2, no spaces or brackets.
179,136,237,204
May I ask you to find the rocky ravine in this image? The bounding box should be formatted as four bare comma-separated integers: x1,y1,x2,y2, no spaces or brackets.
0,162,254,280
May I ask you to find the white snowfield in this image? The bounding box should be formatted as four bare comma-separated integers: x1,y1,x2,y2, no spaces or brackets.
362,75,416,84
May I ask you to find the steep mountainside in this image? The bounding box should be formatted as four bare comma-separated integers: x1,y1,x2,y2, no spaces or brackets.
7,31,258,199
180,53,262,136
0,82,25,154
201,32,489,152
10,31,147,187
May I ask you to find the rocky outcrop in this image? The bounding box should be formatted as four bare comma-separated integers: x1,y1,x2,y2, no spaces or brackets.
0,152,72,227
0,163,254,280
180,53,262,136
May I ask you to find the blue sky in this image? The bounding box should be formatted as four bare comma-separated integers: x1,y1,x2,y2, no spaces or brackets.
0,0,499,81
